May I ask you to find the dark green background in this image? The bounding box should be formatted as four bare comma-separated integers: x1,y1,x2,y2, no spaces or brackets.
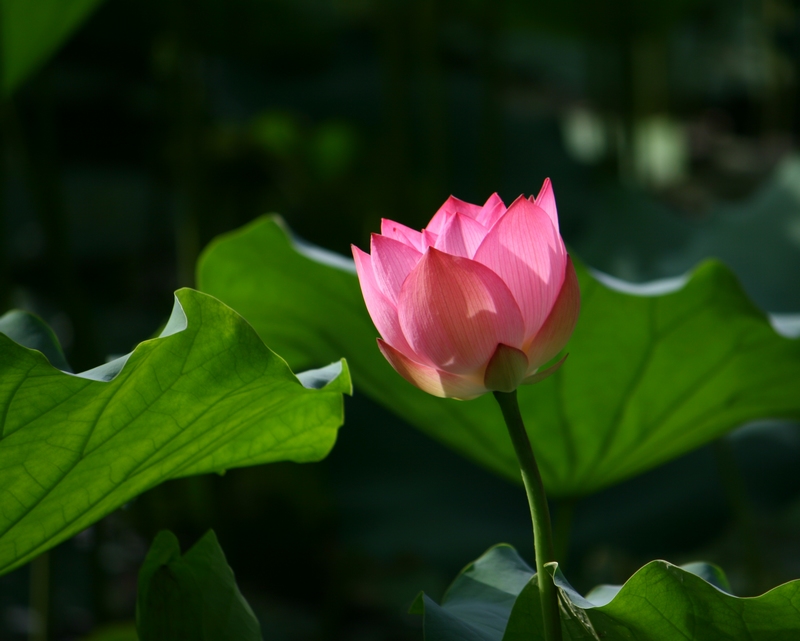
1,0,799,639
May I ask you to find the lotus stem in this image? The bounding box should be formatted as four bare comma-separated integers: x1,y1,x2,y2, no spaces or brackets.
494,390,561,641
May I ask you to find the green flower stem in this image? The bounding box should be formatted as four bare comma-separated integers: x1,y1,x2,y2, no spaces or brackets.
494,390,561,641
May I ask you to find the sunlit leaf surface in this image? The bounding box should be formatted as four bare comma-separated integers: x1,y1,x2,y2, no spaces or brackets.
198,216,800,497
0,288,350,575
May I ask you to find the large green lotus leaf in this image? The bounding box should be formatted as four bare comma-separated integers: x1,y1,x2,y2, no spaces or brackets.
415,545,800,641
197,216,800,498
2,0,107,95
137,530,261,641
0,288,351,575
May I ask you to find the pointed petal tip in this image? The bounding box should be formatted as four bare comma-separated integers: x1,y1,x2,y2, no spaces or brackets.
432,212,489,259
505,194,551,219
473,196,567,337
351,244,370,263
484,192,504,205
370,234,423,305
535,177,553,200
422,245,444,260
534,177,559,231
508,194,530,208
522,353,568,386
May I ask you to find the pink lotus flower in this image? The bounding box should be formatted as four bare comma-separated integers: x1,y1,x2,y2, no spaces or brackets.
352,179,580,400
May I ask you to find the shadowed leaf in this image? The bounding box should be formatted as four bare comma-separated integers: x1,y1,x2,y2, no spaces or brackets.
137,530,261,641
414,545,800,640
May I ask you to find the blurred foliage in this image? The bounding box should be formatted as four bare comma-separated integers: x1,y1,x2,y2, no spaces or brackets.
0,0,799,638
1,0,107,95
80,623,138,641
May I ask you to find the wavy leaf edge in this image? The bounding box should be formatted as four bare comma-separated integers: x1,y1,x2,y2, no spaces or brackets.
0,287,352,392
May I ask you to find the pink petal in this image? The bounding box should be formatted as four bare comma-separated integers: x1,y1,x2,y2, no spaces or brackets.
534,178,559,231
473,196,567,338
370,234,422,305
425,209,452,236
426,195,482,234
398,248,525,374
476,193,507,228
352,245,417,359
378,339,488,399
380,218,424,252
422,229,438,249
434,213,490,259
525,256,580,372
